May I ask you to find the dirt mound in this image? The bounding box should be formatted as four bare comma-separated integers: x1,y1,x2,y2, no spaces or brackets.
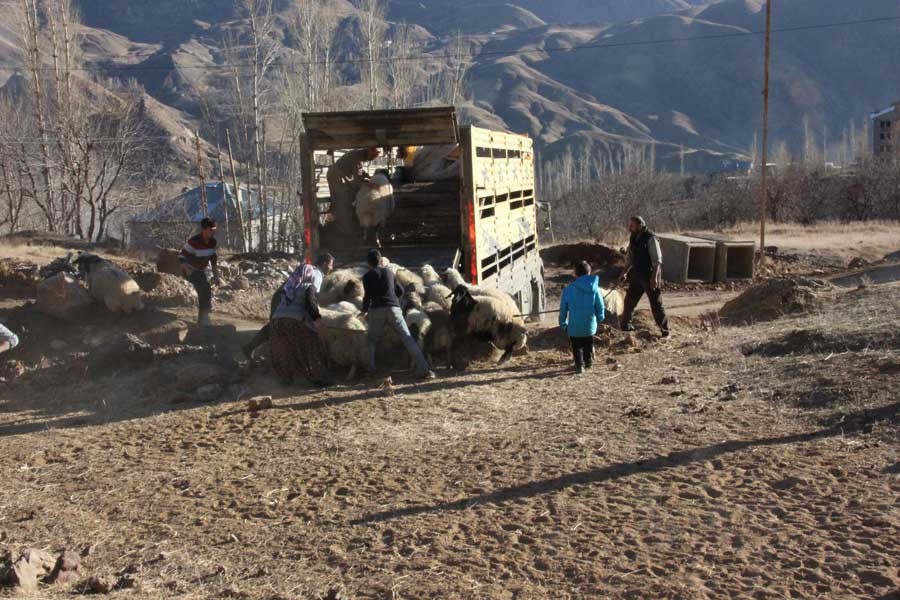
541,243,625,272
0,258,39,294
130,269,197,308
743,327,900,358
719,278,830,324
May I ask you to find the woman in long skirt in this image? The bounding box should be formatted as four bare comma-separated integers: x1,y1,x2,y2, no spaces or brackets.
270,259,333,386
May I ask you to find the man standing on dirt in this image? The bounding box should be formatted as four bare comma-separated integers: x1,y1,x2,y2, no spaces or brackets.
361,249,435,380
180,217,222,327
619,216,669,338
327,148,381,241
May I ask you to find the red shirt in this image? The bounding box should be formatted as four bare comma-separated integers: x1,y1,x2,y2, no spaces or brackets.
180,234,217,272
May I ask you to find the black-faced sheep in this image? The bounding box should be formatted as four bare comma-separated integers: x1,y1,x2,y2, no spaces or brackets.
74,254,143,314
354,172,395,247
442,267,520,314
449,285,527,365
319,269,364,308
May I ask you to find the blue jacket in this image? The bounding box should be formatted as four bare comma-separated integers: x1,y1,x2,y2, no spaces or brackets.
559,275,606,338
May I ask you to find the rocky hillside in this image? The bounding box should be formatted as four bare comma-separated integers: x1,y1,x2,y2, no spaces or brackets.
2,0,899,175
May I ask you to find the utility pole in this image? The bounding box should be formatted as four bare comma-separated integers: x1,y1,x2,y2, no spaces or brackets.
195,130,208,217
215,139,230,246
758,0,773,261
680,144,685,177
226,130,248,252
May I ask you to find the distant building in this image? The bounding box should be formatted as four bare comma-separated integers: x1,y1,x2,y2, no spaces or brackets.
870,100,900,157
127,182,286,251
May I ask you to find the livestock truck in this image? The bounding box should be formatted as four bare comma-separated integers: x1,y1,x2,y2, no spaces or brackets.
299,107,546,316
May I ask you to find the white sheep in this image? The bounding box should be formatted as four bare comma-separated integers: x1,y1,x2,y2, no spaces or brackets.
79,258,143,314
422,300,445,313
443,267,467,289
420,264,442,287
601,287,624,325
325,301,360,315
318,308,369,379
383,258,425,293
424,283,453,311
354,172,395,247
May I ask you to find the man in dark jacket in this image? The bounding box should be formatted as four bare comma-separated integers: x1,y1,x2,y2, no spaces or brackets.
619,216,669,337
327,148,381,240
559,261,606,373
361,249,434,379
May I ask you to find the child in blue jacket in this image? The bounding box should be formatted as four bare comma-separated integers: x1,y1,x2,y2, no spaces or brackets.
559,261,605,373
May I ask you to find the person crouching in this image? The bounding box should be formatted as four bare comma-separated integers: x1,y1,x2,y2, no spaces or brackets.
270,261,332,387
559,260,606,374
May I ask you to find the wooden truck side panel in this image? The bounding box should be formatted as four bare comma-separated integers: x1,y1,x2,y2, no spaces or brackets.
461,126,544,315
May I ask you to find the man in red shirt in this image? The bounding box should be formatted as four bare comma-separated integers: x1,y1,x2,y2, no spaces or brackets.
180,218,222,326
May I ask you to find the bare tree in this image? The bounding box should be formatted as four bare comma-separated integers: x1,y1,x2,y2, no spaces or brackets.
385,22,418,109
242,0,280,250
357,0,386,110
288,0,339,113
0,99,35,233
63,94,146,241
442,31,471,106
19,0,59,231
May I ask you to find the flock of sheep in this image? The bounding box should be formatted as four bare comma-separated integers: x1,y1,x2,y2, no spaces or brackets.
316,259,529,378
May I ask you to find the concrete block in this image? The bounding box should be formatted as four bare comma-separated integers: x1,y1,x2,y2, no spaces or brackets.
657,234,717,283
687,235,756,282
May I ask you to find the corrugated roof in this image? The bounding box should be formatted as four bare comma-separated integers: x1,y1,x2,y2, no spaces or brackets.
130,182,263,223
870,102,900,119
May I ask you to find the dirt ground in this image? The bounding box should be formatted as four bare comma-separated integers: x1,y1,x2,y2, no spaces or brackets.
1,235,898,599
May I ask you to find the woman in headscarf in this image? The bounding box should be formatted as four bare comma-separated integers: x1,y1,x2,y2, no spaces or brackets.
269,254,334,386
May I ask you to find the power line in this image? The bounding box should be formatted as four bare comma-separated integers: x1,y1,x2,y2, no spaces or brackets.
5,14,900,74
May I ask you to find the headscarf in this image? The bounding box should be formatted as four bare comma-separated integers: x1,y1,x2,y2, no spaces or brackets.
282,263,317,305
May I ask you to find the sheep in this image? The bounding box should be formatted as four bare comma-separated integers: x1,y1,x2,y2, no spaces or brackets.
601,286,625,326
421,308,457,368
318,308,369,380
319,269,364,307
422,300,445,313
420,264,442,287
404,307,431,350
471,286,520,315
449,285,527,365
74,254,143,314
382,258,425,293
325,301,360,315
424,283,453,311
440,267,520,314
402,285,424,313
354,172,395,247
443,267,467,289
